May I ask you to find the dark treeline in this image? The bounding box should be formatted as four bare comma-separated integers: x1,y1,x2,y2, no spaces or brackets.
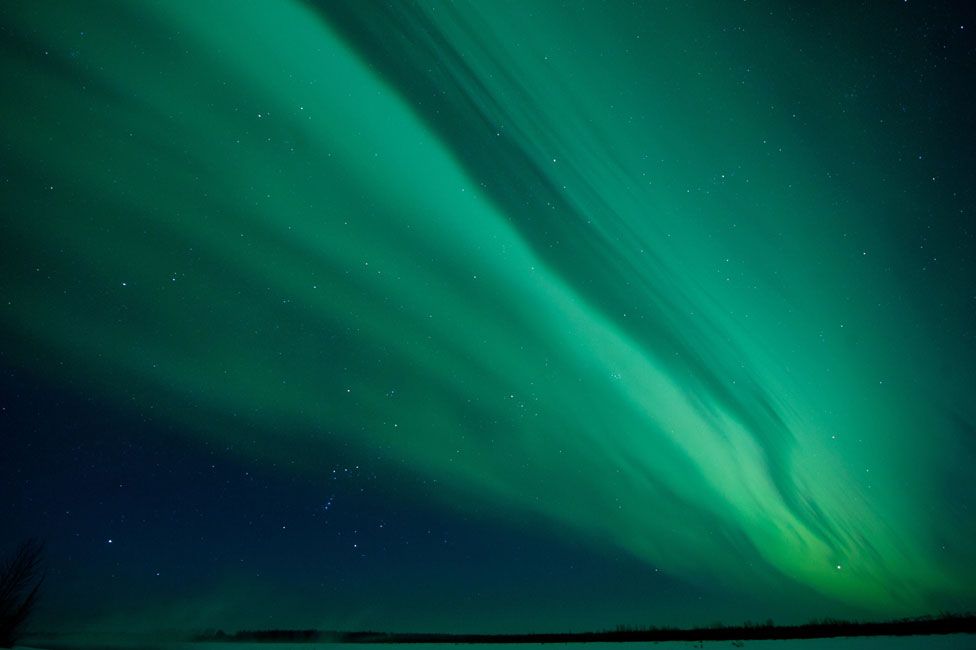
196,629,330,642
192,612,975,643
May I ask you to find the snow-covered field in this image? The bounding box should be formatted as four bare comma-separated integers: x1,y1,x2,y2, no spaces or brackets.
16,638,976,650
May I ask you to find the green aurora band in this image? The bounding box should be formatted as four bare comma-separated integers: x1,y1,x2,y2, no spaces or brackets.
2,0,974,619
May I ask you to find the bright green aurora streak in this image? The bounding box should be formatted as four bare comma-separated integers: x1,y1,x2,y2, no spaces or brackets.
2,0,974,621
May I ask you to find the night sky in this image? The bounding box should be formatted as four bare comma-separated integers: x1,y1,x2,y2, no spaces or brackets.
2,0,975,637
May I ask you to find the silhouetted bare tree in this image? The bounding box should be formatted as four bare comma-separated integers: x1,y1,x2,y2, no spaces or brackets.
0,539,44,648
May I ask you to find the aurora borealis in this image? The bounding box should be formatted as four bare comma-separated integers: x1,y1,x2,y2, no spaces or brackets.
1,0,975,636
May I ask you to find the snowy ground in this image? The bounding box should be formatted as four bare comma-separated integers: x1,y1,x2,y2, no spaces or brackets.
16,637,976,650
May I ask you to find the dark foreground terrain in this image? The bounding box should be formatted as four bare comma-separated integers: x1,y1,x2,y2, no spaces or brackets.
192,613,975,644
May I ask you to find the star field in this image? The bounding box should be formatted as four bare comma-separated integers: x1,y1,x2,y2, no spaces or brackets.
1,0,975,636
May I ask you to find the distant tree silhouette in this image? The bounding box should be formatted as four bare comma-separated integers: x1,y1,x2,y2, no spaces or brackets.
0,539,44,648
192,613,976,644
